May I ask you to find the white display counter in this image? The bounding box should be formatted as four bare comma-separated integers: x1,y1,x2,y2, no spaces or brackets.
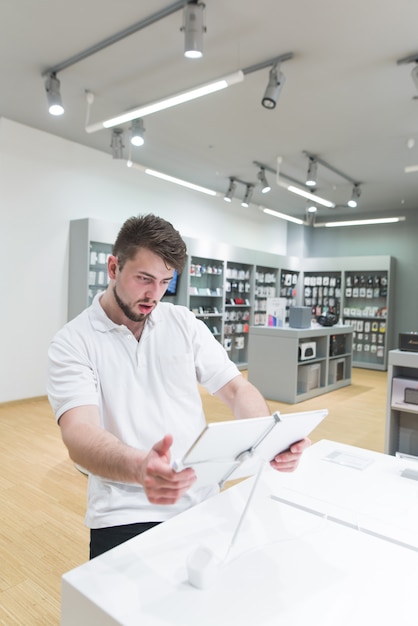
61,440,418,626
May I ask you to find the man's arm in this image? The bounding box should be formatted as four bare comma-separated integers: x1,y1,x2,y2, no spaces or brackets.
58,406,196,504
214,374,310,472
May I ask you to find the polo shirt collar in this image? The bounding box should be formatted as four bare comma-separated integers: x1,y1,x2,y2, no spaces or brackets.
89,292,162,333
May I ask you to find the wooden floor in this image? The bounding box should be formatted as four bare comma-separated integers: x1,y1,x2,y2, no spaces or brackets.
0,367,388,625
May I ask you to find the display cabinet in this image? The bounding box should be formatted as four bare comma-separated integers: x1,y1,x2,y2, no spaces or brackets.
385,349,418,457
302,271,342,319
188,256,224,342
303,256,395,371
253,266,279,326
279,269,299,323
224,261,252,368
343,270,390,370
247,325,353,403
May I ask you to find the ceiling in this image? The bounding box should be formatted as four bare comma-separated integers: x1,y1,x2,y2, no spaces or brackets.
2,0,418,225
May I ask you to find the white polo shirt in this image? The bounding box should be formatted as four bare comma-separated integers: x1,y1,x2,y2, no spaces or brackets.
47,295,240,528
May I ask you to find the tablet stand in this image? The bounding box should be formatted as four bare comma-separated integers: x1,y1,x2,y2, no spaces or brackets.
187,457,265,589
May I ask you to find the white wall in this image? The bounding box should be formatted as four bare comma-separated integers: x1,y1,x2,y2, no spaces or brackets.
0,118,289,402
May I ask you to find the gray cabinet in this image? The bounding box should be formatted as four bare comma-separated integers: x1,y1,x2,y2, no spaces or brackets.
68,218,121,321
247,325,353,403
385,349,418,456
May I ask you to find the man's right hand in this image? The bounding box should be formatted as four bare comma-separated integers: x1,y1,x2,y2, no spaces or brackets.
139,434,196,505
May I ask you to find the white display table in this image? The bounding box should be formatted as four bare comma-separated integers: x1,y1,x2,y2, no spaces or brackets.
61,440,418,626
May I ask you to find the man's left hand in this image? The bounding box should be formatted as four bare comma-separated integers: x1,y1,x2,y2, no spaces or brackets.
270,438,311,473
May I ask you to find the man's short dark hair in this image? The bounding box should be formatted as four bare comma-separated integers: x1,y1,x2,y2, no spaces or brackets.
113,214,187,272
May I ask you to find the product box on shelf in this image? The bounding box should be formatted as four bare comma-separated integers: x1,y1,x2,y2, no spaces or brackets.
289,306,311,329
329,358,346,384
399,332,418,352
298,363,321,394
298,342,316,361
392,377,418,411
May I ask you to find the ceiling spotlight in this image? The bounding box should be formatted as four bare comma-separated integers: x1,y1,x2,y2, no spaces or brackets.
224,178,236,202
111,128,124,159
241,184,254,207
305,209,316,227
306,200,317,213
262,64,286,109
182,1,206,59
45,73,64,116
412,64,418,91
257,168,271,193
130,118,145,147
305,157,318,187
348,184,361,208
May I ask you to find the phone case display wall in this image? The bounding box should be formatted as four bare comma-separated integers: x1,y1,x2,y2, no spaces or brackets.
385,350,418,457
189,257,224,341
253,266,278,326
303,256,394,371
248,325,353,403
303,272,342,319
69,221,394,374
343,271,388,370
224,262,252,367
279,269,299,322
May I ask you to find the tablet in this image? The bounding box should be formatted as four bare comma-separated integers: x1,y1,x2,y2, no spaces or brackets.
173,408,328,487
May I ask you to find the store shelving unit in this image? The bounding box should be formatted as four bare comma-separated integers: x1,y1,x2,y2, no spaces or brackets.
224,261,252,367
343,270,390,370
385,349,418,456
188,256,224,342
302,256,395,371
253,266,279,326
302,271,342,319
279,269,299,323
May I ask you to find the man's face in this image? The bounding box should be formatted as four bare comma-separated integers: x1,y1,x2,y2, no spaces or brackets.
111,248,175,323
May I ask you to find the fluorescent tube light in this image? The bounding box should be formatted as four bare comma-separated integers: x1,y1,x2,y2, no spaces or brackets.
262,207,304,225
286,184,336,208
127,161,217,196
86,71,244,133
145,168,217,195
321,217,405,228
404,164,418,173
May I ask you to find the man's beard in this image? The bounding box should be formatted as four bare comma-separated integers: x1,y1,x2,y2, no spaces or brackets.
113,285,154,323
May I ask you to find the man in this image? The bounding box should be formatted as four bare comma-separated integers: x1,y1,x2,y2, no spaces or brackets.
48,214,309,559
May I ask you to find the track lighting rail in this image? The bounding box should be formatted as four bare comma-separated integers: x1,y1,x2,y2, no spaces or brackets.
242,52,294,76
397,52,418,65
302,150,360,185
42,0,188,76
